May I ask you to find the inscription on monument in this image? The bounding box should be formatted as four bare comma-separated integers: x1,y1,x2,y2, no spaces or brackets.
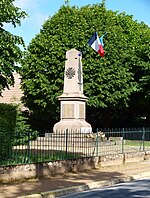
79,104,84,119
62,104,74,118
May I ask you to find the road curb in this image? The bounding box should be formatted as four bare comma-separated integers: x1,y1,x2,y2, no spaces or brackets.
18,172,150,198
131,171,150,180
18,176,133,198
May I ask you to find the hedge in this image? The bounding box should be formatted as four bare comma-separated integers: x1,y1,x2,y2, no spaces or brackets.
0,103,17,161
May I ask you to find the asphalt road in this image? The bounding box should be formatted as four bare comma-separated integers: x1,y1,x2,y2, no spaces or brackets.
59,177,150,198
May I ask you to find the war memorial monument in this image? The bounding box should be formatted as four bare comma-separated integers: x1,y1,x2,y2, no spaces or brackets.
54,49,92,133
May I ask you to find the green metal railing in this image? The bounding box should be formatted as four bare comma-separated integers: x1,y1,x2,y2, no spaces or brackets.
0,127,150,166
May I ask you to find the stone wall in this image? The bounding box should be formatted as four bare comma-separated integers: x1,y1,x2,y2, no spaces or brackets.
0,151,150,182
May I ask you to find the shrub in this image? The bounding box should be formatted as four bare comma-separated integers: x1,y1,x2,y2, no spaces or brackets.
0,103,17,160
14,110,39,146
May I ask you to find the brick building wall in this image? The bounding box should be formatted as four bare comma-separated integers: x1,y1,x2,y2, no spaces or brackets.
0,73,23,105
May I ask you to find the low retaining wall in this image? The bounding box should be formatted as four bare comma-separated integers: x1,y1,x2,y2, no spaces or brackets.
0,151,150,182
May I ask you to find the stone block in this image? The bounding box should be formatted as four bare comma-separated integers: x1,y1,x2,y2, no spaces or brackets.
125,152,145,163
99,154,124,167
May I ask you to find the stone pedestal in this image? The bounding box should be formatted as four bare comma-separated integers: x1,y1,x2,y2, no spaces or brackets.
53,49,92,133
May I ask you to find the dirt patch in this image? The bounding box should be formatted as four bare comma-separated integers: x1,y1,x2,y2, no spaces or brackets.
0,161,150,198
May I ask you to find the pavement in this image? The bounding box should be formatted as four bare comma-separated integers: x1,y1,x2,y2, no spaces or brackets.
0,160,150,198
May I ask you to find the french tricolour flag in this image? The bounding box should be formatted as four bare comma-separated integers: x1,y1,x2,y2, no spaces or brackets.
88,32,105,57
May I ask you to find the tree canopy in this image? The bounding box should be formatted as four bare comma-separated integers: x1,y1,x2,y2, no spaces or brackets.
0,0,27,93
21,2,150,127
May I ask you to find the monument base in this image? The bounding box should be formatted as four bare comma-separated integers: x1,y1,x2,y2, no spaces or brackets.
53,120,92,133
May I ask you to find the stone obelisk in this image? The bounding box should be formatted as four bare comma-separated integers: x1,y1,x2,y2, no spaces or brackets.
53,49,92,133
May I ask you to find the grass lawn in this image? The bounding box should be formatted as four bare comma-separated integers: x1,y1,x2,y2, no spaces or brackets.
0,150,81,166
125,140,150,146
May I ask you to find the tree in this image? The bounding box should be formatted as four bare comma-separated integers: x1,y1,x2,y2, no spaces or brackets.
14,109,38,146
0,0,27,94
21,2,150,128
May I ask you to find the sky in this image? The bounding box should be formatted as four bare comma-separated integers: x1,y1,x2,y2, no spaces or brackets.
5,0,150,47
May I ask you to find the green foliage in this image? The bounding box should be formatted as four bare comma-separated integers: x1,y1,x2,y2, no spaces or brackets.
0,150,81,165
0,103,38,161
0,103,17,160
0,0,27,94
21,3,150,123
14,110,39,145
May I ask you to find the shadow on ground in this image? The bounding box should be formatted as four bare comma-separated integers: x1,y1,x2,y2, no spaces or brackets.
0,170,126,198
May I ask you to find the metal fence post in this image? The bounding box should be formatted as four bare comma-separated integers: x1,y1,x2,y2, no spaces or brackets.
96,128,99,156
142,127,145,151
122,128,124,154
66,129,68,157
27,130,31,163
